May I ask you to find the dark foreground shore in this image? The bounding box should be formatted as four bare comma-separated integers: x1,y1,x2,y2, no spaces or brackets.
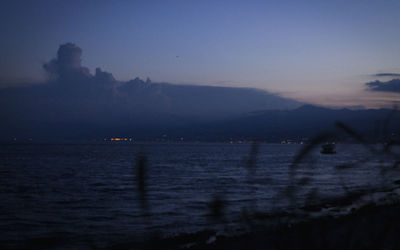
6,195,400,249
107,202,400,250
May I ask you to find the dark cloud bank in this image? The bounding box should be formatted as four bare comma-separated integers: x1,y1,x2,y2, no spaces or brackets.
0,43,302,140
2,43,399,141
366,79,400,93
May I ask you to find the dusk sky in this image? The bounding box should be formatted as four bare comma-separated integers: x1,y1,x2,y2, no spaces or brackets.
1,0,400,108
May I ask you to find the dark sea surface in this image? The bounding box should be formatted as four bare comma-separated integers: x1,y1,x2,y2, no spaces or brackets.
0,142,396,248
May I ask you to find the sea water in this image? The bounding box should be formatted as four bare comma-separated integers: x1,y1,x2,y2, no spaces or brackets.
0,142,397,248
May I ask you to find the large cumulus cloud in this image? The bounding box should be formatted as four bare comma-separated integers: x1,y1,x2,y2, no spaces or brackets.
42,43,121,89
43,43,91,81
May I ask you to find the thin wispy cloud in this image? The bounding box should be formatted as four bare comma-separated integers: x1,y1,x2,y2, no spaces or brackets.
372,73,400,77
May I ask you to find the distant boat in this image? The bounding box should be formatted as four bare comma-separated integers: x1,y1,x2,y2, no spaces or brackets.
321,143,336,154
